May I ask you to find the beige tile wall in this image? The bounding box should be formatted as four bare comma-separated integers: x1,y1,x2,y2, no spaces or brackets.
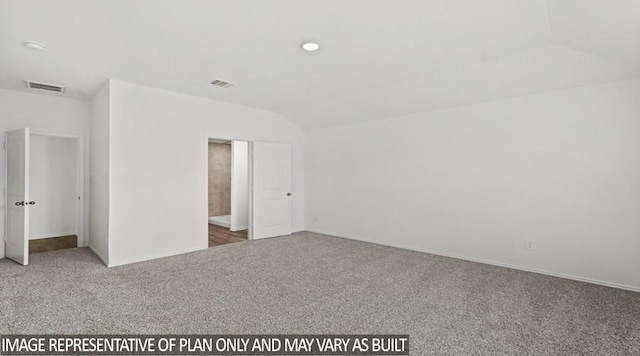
208,143,231,217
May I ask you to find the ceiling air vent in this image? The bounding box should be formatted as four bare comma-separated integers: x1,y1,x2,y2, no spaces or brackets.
210,79,234,88
24,80,66,93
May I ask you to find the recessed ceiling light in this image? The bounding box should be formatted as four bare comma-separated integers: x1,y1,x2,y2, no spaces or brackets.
301,42,320,52
23,41,45,50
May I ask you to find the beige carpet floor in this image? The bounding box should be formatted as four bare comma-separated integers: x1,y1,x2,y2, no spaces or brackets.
1,232,639,355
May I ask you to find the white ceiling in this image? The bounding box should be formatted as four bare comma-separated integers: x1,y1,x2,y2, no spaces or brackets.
1,0,639,130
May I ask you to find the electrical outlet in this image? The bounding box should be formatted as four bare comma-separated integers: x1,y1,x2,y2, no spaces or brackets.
524,239,536,251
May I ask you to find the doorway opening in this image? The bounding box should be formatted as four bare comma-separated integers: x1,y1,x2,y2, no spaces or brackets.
207,139,249,247
4,128,84,265
28,133,82,254
203,138,293,249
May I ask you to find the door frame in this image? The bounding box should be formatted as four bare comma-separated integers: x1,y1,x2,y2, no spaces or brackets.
204,136,294,246
29,131,86,247
205,137,254,243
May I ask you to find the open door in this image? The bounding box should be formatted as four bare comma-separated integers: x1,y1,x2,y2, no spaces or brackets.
252,142,292,239
5,128,30,265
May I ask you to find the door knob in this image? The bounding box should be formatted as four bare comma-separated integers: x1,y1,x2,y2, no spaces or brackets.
14,201,34,206
286,192,292,196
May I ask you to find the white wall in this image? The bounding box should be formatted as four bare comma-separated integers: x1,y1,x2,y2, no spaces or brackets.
231,141,249,231
89,81,110,264
107,80,305,266
305,79,640,291
29,135,77,239
0,88,89,259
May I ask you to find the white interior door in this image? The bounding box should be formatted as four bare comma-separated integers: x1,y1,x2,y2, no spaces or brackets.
252,142,292,239
5,128,30,265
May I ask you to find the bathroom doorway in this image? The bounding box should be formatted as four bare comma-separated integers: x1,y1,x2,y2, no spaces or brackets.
207,139,249,247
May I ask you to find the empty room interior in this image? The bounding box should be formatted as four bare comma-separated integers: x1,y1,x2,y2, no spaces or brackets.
1,0,639,355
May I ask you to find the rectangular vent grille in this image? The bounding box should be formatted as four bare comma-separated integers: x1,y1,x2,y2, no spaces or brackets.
24,80,66,93
210,79,234,88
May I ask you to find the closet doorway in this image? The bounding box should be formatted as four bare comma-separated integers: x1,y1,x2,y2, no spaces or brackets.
5,128,84,265
207,139,249,247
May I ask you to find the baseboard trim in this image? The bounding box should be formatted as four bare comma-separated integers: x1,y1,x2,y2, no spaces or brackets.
305,229,640,293
88,245,108,266
230,225,248,232
29,231,77,240
107,246,205,268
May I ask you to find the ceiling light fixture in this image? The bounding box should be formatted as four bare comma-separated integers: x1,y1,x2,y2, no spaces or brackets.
23,41,45,50
301,42,320,52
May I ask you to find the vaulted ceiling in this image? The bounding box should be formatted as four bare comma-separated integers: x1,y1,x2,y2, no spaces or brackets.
1,0,639,130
